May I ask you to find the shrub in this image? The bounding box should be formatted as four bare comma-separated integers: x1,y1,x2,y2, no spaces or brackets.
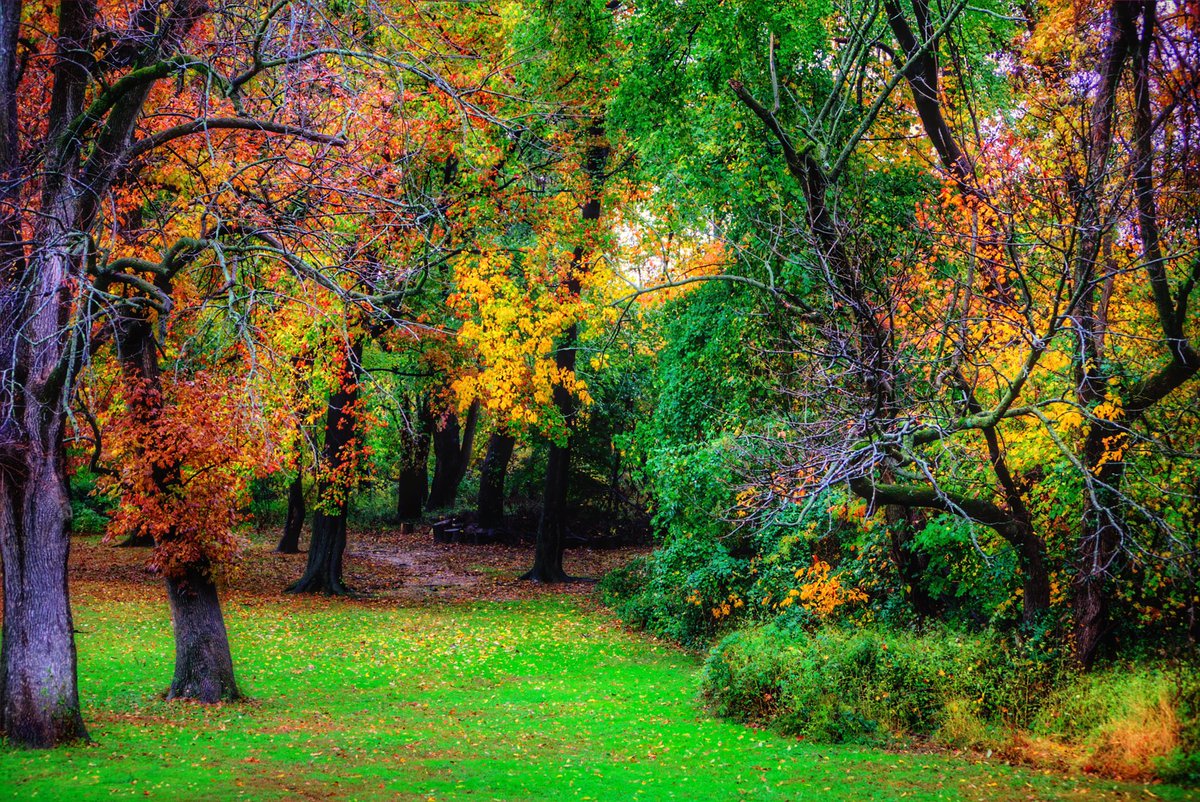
1032,664,1197,783
701,620,1053,745
69,465,113,535
600,534,751,647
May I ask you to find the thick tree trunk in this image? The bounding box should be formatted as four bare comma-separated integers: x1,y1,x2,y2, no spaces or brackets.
477,432,515,529
0,447,89,747
0,0,91,741
290,511,348,594
165,564,240,702
0,245,88,747
276,472,305,553
288,340,361,595
396,443,429,520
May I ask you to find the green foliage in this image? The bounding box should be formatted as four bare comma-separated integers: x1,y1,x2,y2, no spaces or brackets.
600,535,751,647
912,514,1026,627
69,466,113,535
701,621,1058,745
1159,750,1200,787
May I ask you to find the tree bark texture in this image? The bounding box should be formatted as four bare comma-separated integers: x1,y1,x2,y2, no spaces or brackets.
165,564,240,702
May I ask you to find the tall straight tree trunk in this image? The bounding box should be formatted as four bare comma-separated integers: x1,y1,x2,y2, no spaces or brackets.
396,402,430,520
477,432,515,529
524,123,610,582
289,340,362,595
114,315,241,702
276,471,305,553
165,564,239,702
426,411,461,510
425,400,479,510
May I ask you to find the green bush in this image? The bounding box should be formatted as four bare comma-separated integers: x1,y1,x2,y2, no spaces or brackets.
701,620,1053,745
600,535,751,648
69,466,113,535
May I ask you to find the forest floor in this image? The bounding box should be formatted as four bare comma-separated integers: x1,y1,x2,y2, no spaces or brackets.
1,530,1196,802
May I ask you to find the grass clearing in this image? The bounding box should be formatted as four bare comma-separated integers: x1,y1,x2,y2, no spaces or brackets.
1,537,1196,801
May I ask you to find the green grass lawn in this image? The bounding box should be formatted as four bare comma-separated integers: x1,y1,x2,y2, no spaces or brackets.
1,589,1196,801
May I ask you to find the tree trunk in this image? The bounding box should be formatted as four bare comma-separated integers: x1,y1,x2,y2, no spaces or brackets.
276,472,305,553
524,121,610,583
884,507,939,620
526,413,573,582
0,0,91,737
396,419,430,521
0,245,88,747
0,445,89,747
396,439,429,521
165,564,240,702
1013,523,1052,621
1073,426,1126,667
425,400,479,511
288,340,362,595
114,315,243,703
477,433,515,529
426,411,462,510
1067,2,1140,668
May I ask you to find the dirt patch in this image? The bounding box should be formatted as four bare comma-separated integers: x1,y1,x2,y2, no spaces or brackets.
67,526,649,605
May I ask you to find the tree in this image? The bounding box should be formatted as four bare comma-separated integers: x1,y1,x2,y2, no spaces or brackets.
612,0,1200,661
0,0,507,742
477,432,517,529
289,336,364,595
102,311,265,702
426,401,479,511
525,126,611,581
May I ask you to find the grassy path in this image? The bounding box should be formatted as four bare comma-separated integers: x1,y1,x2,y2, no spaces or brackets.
2,582,1196,801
